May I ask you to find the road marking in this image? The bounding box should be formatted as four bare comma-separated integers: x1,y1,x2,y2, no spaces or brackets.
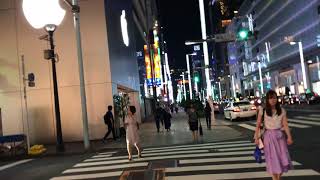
167,161,301,173
63,162,147,174
238,124,256,131
89,143,256,162
139,142,254,154
249,121,310,128
166,169,320,180
76,151,254,167
88,150,209,162
294,116,320,121
180,156,261,164
289,119,320,126
97,151,117,155
217,146,255,152
0,159,33,171
143,140,250,151
287,122,310,128
51,171,122,180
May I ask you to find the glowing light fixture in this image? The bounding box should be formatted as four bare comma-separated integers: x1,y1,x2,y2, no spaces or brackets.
121,10,129,47
22,0,66,29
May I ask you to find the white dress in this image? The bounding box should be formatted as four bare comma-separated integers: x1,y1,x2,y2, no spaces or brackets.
208,98,216,125
125,115,140,145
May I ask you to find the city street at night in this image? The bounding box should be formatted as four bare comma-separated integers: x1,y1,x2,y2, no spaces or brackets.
1,108,319,179
1,0,320,179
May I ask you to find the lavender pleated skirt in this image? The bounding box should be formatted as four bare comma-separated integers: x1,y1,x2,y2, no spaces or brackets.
263,129,293,174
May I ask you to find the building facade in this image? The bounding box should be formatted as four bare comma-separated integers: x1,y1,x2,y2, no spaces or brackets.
227,0,320,97
0,0,144,144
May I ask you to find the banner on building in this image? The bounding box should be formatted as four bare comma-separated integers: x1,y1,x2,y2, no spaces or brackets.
153,42,161,86
144,45,153,86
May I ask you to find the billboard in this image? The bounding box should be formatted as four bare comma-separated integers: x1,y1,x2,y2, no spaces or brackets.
153,42,161,86
144,45,153,86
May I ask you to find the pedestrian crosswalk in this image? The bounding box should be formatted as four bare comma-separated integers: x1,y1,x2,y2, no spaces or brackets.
0,159,33,171
50,140,320,180
238,115,320,131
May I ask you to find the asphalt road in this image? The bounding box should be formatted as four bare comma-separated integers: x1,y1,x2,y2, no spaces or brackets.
0,110,319,180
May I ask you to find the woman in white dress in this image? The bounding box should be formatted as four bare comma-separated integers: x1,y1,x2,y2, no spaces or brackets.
125,106,142,160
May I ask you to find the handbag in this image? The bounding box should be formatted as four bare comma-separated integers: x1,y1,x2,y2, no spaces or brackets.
257,108,265,148
199,119,203,136
253,146,263,163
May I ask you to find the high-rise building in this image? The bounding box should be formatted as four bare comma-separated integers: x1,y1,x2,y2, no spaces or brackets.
226,0,320,98
208,0,244,99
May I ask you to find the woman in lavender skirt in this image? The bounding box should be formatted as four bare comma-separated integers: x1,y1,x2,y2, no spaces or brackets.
254,90,294,180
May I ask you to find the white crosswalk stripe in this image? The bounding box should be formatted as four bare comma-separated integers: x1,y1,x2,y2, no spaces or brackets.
238,115,320,131
288,119,320,126
248,121,311,128
294,116,320,121
309,114,320,118
0,159,33,171
50,140,320,180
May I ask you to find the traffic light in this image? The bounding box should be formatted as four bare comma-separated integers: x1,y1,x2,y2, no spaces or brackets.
194,71,200,83
237,28,249,40
237,28,257,41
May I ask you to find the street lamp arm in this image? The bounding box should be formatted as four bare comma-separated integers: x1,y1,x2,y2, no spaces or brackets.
63,0,80,13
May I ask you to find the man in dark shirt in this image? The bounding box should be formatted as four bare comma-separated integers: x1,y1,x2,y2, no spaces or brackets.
102,105,116,142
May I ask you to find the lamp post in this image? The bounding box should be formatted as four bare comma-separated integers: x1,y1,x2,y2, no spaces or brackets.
23,0,66,152
186,53,196,100
198,0,212,98
186,55,192,100
180,73,187,100
231,75,236,98
218,81,222,99
258,60,264,95
290,41,309,90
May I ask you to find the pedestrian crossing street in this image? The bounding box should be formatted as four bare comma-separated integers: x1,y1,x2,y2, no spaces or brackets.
239,114,320,131
50,140,320,180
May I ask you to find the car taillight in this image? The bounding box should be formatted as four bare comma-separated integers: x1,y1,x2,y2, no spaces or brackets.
251,106,257,110
233,107,241,112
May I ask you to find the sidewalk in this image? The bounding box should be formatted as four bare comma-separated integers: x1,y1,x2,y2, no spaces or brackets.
2,111,244,159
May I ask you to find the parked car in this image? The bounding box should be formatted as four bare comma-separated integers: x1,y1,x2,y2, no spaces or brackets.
224,101,257,121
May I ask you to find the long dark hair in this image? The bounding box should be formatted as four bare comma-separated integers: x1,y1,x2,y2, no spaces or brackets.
129,106,136,114
265,90,282,116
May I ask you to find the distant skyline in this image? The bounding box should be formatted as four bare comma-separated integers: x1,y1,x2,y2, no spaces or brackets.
159,0,244,70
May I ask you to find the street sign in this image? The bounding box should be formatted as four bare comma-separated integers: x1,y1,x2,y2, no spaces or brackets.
214,33,236,43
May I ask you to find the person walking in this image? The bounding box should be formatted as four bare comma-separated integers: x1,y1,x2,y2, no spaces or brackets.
187,105,199,142
208,96,216,126
204,101,212,129
164,107,172,131
254,90,293,180
155,106,164,133
102,105,116,143
125,106,142,161
175,104,179,114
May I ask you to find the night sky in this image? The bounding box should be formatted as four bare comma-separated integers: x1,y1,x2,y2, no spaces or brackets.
159,0,202,70
158,0,244,70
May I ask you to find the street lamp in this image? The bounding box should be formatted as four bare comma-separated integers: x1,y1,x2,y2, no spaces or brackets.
23,0,66,152
186,53,196,100
180,73,187,100
290,41,308,90
231,75,236,98
198,0,212,98
217,81,222,99
258,60,264,95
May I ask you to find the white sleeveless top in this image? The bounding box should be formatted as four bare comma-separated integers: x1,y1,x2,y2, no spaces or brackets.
259,106,286,130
